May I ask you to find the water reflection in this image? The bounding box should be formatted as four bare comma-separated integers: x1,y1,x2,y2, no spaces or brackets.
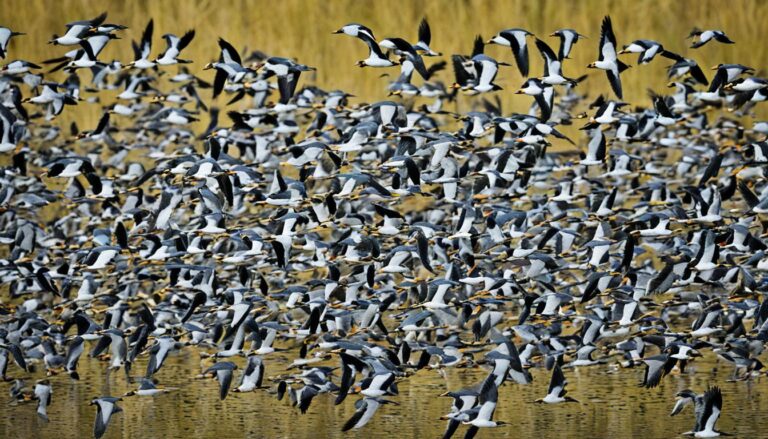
1,346,766,438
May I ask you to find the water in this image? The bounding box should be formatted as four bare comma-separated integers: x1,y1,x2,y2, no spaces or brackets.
2,345,766,438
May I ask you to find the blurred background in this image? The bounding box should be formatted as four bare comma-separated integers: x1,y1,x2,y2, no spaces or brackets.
2,0,768,129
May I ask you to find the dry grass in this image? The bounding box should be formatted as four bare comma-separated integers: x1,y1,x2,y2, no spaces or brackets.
1,0,767,127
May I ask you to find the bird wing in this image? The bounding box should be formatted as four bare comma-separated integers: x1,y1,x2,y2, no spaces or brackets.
217,369,233,400
218,38,242,65
547,364,566,395
298,386,318,413
79,40,97,61
163,34,180,51
533,92,552,121
418,18,432,46
606,67,623,99
177,30,195,52
535,38,559,77
708,67,727,93
342,399,369,431
701,387,722,432
504,31,529,77
140,19,154,59
599,16,617,62
452,55,474,86
277,71,300,105
93,402,107,438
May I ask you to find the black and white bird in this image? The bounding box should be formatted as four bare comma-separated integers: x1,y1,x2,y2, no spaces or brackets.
414,17,441,56
205,38,252,98
49,12,106,45
90,396,123,439
33,379,52,421
155,29,195,65
550,28,585,61
461,378,507,438
488,28,533,77
453,36,507,93
0,26,24,59
126,19,155,70
588,16,629,99
536,364,579,403
203,361,238,400
619,39,674,64
342,397,398,431
670,386,725,437
535,38,573,85
640,354,675,388
334,23,395,68
688,28,735,48
234,355,265,392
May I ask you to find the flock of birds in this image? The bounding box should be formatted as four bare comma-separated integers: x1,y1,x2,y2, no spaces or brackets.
1,9,768,439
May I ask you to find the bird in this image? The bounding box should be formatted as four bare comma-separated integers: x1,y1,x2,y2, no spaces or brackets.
414,18,441,56
203,361,238,400
670,386,725,437
342,397,399,431
618,39,676,64
123,379,175,397
461,377,507,438
334,23,395,68
205,38,252,98
536,364,579,403
33,379,52,422
233,355,266,392
488,28,533,77
90,396,123,439
48,12,107,45
535,38,574,86
126,19,155,69
641,354,675,388
0,26,24,59
551,28,585,61
688,28,735,48
155,29,195,65
588,16,630,99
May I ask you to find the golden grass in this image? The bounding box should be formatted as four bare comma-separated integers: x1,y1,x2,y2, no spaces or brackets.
1,0,766,128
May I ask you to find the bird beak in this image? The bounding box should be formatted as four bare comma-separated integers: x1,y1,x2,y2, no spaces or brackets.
514,89,524,94
618,49,627,55
333,29,343,34
586,63,595,68
549,32,557,37
711,65,719,70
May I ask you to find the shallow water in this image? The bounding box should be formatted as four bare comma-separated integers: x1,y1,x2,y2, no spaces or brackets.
1,345,766,439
